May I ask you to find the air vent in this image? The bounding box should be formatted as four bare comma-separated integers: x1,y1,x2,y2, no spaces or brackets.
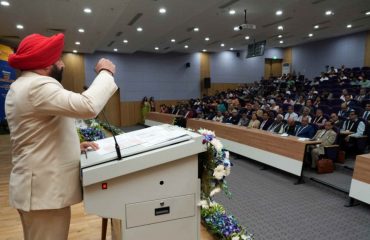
46,28,66,33
163,46,170,50
107,41,115,47
313,26,330,31
262,17,292,28
218,0,240,9
128,13,143,26
116,32,122,37
177,38,191,44
231,33,242,38
311,0,326,4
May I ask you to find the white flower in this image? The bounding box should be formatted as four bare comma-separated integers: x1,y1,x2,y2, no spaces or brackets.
241,235,251,240
225,166,231,176
198,200,209,209
210,187,221,197
211,139,223,152
213,165,226,180
232,236,240,240
209,201,217,207
225,151,230,159
198,128,215,137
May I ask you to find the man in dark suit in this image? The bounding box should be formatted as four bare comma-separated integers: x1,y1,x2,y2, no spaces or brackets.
362,103,370,124
284,118,299,135
259,111,273,130
295,116,315,138
267,114,285,134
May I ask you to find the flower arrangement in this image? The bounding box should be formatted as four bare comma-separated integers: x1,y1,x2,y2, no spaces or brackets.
77,119,124,142
198,128,253,240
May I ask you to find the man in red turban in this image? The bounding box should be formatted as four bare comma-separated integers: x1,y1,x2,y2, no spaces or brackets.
5,33,118,240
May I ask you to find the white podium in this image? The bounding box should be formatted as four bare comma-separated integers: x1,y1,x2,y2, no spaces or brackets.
80,125,205,240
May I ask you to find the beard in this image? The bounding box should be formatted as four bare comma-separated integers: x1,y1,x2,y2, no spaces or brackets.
49,64,64,82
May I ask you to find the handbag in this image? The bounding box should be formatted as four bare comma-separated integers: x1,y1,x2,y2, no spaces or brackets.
337,150,345,163
317,158,334,174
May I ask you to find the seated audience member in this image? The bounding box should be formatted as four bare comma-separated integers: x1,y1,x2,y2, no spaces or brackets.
312,109,327,129
358,76,370,88
295,95,306,106
284,106,298,121
340,110,366,150
295,116,315,139
196,108,205,119
355,88,368,103
206,108,216,120
310,121,337,169
283,95,294,105
362,103,370,124
319,72,329,82
217,99,227,113
313,96,322,109
184,106,194,119
212,111,224,122
340,89,352,101
259,112,273,130
223,111,232,124
338,103,352,119
343,94,355,107
244,103,254,117
270,100,280,112
338,72,347,80
297,107,312,123
284,118,298,135
267,114,285,134
230,109,240,125
329,113,342,129
248,113,261,129
304,99,315,115
238,112,249,127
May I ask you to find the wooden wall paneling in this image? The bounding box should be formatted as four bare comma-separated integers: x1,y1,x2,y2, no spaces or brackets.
99,89,121,127
364,31,370,67
352,154,370,184
208,83,244,95
264,59,272,79
200,53,210,96
61,53,85,93
272,59,283,77
283,47,293,65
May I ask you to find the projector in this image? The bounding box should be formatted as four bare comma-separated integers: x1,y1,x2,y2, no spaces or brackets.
238,23,256,30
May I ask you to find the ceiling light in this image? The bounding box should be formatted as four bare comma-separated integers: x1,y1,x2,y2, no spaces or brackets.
83,8,92,14
229,9,236,15
75,41,81,45
277,25,284,30
202,49,207,52
275,10,283,16
78,28,85,33
113,48,118,52
16,24,24,29
193,27,199,32
325,10,333,15
0,1,10,6
73,50,78,53
159,8,166,14
155,47,159,50
278,35,282,38
137,27,143,32
245,36,250,40
233,26,239,31
123,39,128,43
230,48,234,51
184,45,189,49
205,37,210,41
347,24,352,28
314,25,319,29
308,33,313,37
366,11,370,15
220,43,225,47
171,39,176,43
279,40,284,44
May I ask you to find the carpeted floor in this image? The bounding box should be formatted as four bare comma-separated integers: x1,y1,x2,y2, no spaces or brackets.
214,156,370,240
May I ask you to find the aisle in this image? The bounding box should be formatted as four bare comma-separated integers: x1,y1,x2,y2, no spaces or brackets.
0,135,214,240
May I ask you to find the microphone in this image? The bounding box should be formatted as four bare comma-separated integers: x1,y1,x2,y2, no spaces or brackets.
100,110,122,160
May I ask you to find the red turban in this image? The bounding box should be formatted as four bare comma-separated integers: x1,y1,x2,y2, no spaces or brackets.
8,33,64,70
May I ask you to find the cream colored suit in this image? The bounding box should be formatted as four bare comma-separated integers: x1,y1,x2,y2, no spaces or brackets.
5,70,117,212
310,129,337,168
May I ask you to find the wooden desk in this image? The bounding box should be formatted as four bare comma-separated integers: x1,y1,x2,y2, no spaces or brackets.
187,119,320,178
349,154,370,204
145,112,182,126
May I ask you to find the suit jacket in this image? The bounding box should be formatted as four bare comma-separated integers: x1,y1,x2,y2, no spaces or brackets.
312,129,337,155
295,125,315,138
5,70,117,211
259,119,273,130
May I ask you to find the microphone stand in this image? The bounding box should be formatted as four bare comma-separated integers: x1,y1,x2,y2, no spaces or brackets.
100,110,122,160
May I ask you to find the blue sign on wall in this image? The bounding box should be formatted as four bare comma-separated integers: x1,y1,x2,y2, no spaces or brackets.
0,60,16,120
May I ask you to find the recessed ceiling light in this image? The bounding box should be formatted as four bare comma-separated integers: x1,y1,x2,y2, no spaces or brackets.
279,40,284,44
184,45,189,49
277,25,284,30
325,10,333,16
114,48,118,52
366,11,370,16
275,10,283,16
78,28,85,33
230,48,234,51
278,35,282,38
245,36,250,40
202,49,207,52
229,9,236,15
16,24,24,29
137,27,143,32
347,24,352,28
171,39,176,43
314,25,319,29
205,37,210,41
83,8,92,14
73,50,78,53
0,1,10,6
193,27,199,32
75,41,80,45
155,47,159,50
220,43,225,47
123,39,128,43
233,26,239,31
159,8,166,14
308,33,313,37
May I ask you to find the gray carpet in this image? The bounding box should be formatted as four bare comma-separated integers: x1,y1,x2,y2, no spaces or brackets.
214,156,370,240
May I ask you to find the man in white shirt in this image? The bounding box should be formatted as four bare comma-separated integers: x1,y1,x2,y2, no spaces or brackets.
284,106,298,121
